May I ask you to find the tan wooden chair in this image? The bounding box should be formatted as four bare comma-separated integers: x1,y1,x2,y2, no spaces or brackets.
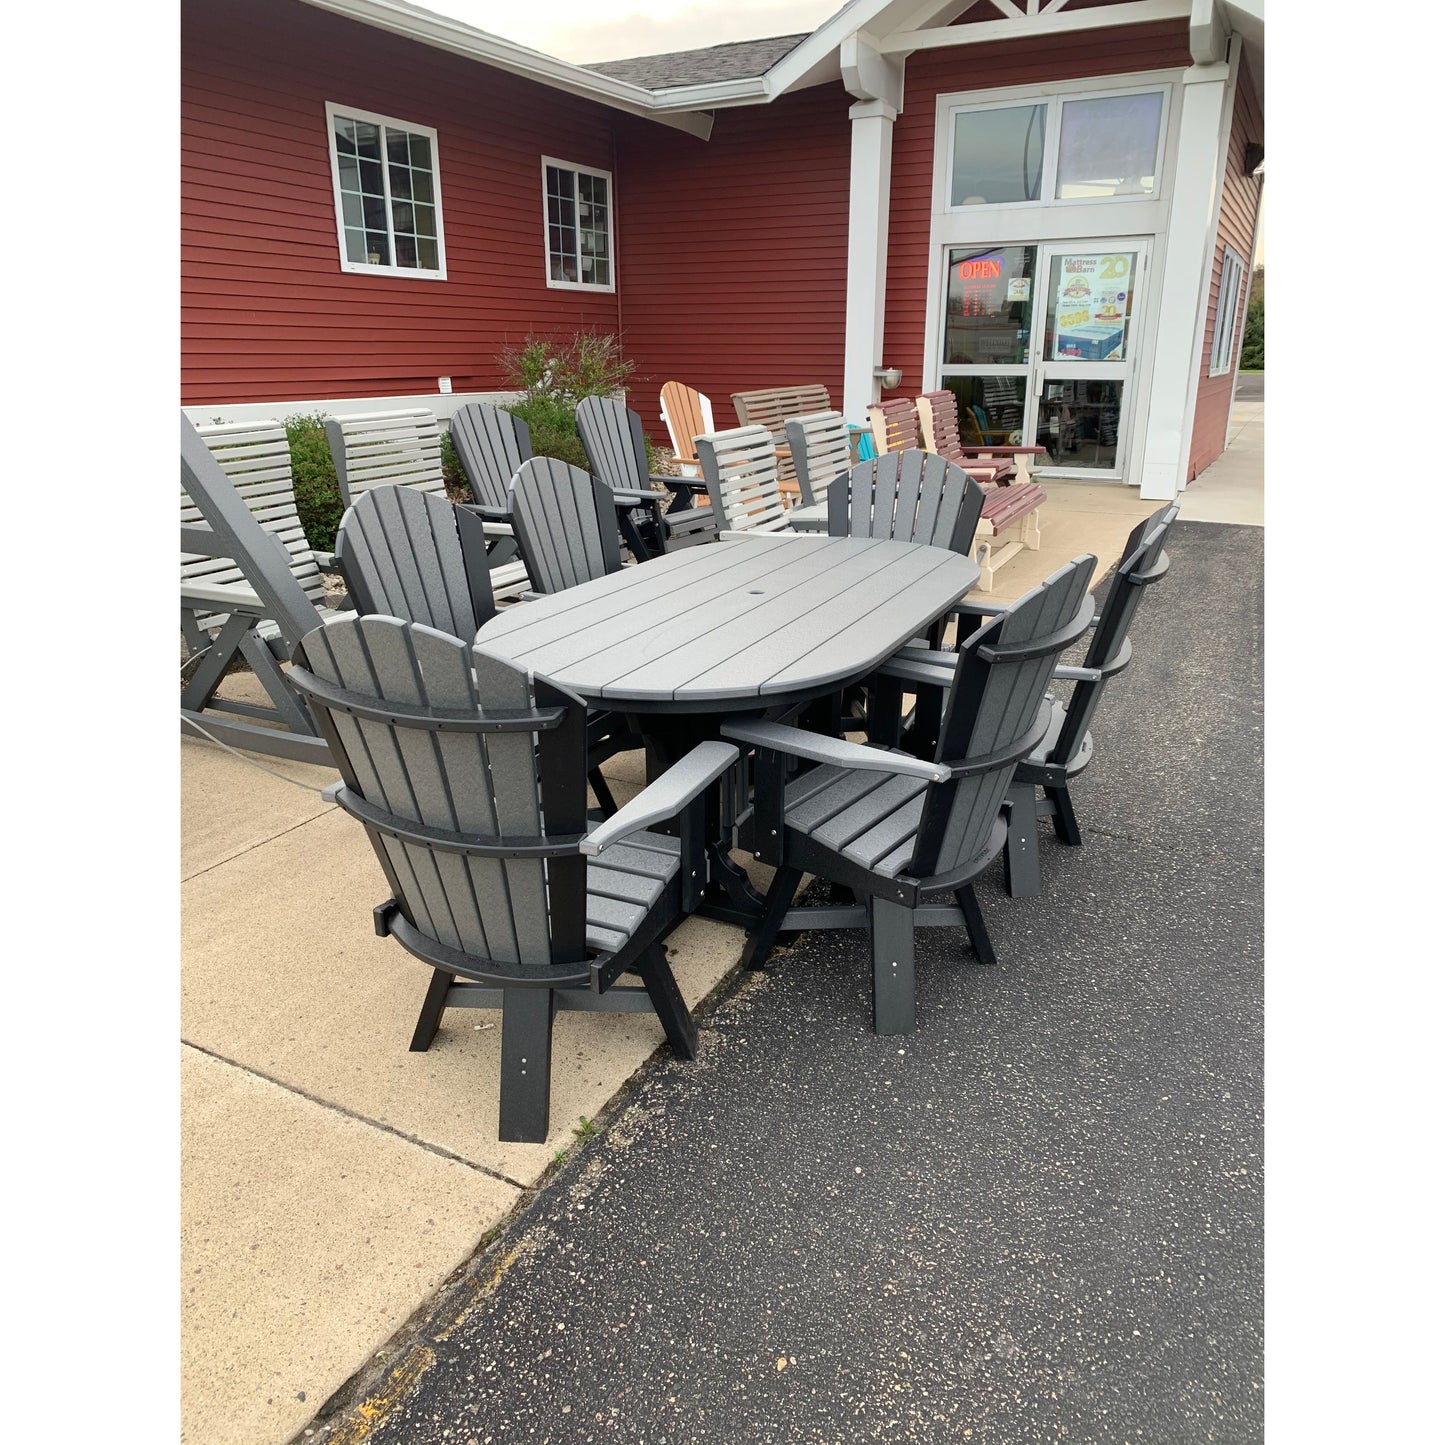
730,384,832,501
658,381,715,478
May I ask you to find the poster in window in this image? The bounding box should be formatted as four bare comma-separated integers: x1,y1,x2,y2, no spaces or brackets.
1053,253,1133,360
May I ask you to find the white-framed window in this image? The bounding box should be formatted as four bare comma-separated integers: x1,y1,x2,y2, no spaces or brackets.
542,158,615,291
946,84,1168,212
1209,245,1247,376
325,102,446,280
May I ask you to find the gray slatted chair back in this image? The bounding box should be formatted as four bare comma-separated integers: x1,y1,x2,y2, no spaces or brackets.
827,451,984,553
292,615,588,969
510,457,623,594
910,555,1097,879
325,408,447,507
784,410,852,507
1049,503,1179,768
695,426,793,535
575,394,649,493
450,402,532,513
185,420,327,632
335,485,497,639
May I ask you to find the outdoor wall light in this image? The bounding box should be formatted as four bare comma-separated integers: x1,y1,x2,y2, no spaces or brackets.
874,366,902,390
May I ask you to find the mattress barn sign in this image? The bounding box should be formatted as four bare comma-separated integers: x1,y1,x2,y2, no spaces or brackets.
1053,253,1133,361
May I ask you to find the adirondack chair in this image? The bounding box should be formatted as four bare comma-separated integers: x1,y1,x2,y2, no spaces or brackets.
325,408,530,601
784,410,853,507
287,613,739,1141
448,401,531,522
180,413,336,763
452,401,661,566
658,381,715,478
695,425,794,537
867,400,1046,594
334,482,635,814
730,384,832,498
722,556,1097,1035
575,395,716,549
509,457,623,595
999,504,1180,898
916,390,1048,485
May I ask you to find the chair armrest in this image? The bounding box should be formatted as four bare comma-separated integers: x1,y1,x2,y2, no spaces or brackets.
876,653,956,690
721,720,949,783
1053,664,1102,683
610,489,661,508
480,520,515,538
313,550,339,573
580,741,739,856
180,579,266,613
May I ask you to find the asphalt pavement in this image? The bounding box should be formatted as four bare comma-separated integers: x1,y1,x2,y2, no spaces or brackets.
317,520,1263,1445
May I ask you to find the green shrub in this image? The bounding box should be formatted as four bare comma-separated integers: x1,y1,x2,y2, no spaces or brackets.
439,429,473,504
1238,295,1264,371
498,329,635,407
505,394,590,470
284,412,344,552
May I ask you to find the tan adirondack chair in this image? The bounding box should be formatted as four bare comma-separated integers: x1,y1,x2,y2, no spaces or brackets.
658,382,716,478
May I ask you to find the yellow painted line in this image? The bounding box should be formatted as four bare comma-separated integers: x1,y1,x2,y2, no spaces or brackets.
323,1236,542,1439
325,1344,435,1445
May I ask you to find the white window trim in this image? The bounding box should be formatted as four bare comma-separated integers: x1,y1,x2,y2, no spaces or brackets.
325,101,447,281
541,156,617,293
1209,244,1246,377
934,73,1178,219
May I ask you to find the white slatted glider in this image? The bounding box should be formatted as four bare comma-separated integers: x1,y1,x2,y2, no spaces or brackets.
695,425,795,538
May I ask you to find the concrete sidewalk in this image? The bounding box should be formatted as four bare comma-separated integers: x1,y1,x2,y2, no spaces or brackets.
1179,379,1264,527
313,519,1264,1445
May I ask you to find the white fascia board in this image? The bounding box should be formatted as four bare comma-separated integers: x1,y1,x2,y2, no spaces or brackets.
295,0,714,136
882,0,1194,53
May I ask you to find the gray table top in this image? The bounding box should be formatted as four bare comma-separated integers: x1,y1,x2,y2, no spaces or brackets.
475,533,978,712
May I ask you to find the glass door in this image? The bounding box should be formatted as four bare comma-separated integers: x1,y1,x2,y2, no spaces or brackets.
937,244,1036,453
936,239,1149,482
1029,242,1147,479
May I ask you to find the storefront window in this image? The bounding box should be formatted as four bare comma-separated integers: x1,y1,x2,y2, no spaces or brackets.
950,104,1047,206
1042,251,1138,362
1056,92,1164,199
942,245,1036,366
943,377,1028,447
1035,379,1124,470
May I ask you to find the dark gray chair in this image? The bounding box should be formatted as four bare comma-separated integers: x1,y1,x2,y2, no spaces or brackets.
449,401,531,522
509,457,623,595
723,555,1097,1036
999,503,1181,897
288,614,738,1142
575,395,717,550
826,450,985,552
334,485,633,814
334,483,498,637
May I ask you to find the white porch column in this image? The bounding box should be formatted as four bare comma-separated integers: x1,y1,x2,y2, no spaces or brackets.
842,97,898,422
1138,53,1234,499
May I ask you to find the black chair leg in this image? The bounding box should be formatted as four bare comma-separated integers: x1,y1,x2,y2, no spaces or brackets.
498,987,555,1144
1047,784,1082,846
637,944,697,1060
409,968,455,1051
870,896,917,1035
588,767,619,817
740,865,803,971
1003,783,1043,899
955,884,997,967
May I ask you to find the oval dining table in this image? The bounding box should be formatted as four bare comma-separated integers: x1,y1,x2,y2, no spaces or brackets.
474,532,980,922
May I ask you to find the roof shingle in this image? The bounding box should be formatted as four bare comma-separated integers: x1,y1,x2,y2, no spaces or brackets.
584,33,808,90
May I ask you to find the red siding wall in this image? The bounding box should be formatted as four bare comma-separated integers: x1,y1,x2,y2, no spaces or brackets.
880,20,1194,398
1187,53,1263,479
182,0,623,404
611,86,854,440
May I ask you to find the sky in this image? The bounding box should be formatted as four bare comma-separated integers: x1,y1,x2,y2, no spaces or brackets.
412,0,842,63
